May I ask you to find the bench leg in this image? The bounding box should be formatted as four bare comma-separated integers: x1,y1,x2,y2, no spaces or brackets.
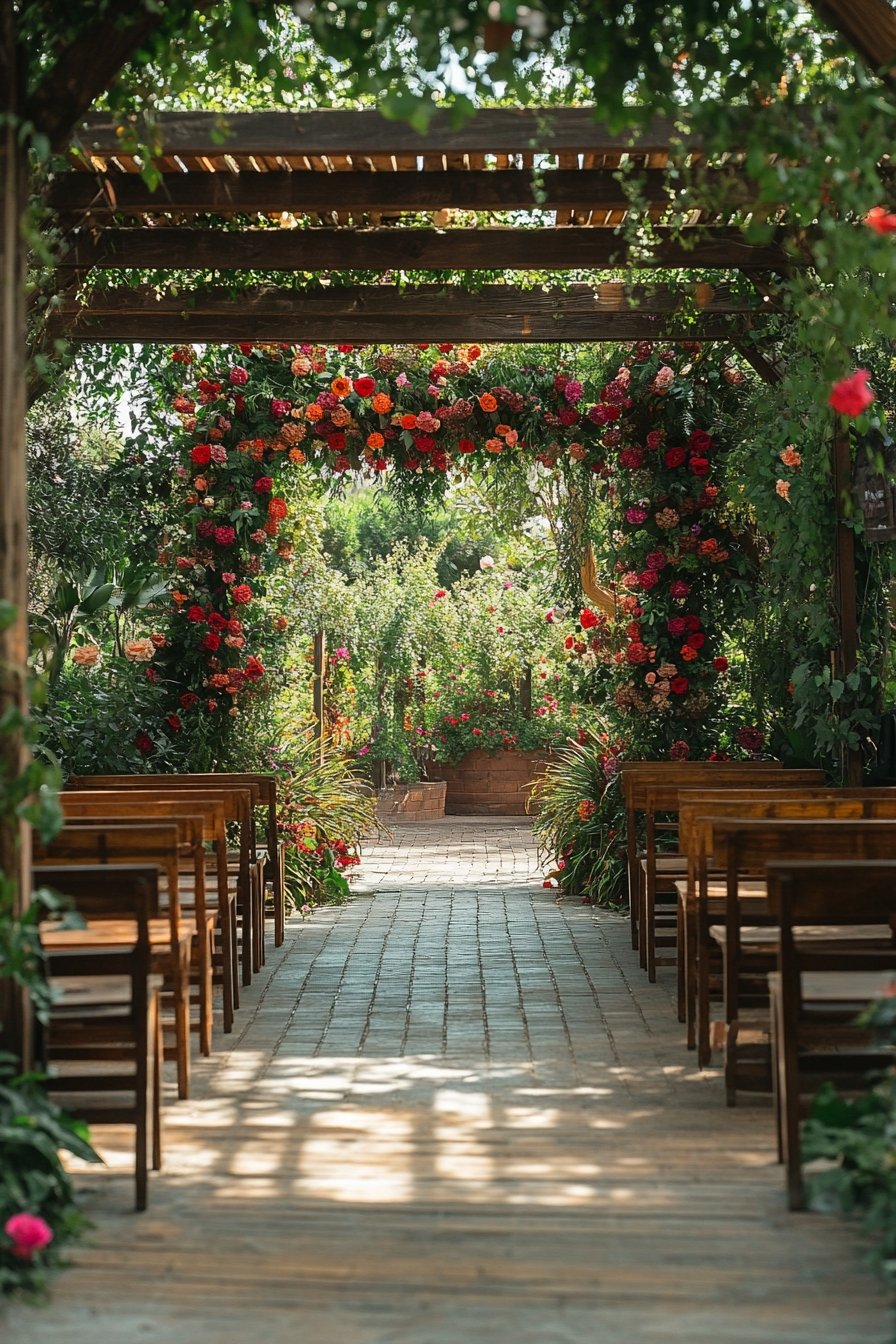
676,897,686,1024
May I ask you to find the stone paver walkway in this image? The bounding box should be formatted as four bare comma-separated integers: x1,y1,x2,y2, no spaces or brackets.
3,819,891,1343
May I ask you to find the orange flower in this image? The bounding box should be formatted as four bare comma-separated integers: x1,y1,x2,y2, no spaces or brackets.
372,393,393,414
775,478,791,501
779,445,802,468
263,518,279,536
495,423,512,438
479,393,498,412
305,402,323,422
331,376,352,399
276,542,294,558
172,591,188,606
289,448,306,464
367,431,385,449
484,437,503,454
268,497,288,521
680,645,699,662
193,476,208,492
273,615,288,632
400,413,417,430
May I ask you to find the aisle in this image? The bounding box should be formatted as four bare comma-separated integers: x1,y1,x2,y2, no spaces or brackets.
3,819,890,1343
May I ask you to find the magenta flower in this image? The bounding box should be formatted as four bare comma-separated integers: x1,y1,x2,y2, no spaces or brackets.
5,1213,53,1259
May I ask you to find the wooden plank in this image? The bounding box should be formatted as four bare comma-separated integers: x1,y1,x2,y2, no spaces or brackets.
59,226,795,274
47,166,697,216
74,107,687,159
50,284,765,344
832,418,863,786
812,0,896,83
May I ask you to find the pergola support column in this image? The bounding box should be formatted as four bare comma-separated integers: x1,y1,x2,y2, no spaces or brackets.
0,1,34,1061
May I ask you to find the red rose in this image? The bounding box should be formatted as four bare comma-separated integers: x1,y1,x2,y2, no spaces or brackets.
179,692,199,709
579,607,598,629
254,476,274,494
457,438,476,453
688,429,713,452
670,676,689,695
639,570,659,590
227,618,242,634
626,642,649,664
328,432,347,451
215,526,236,546
229,366,249,385
713,656,729,672
270,398,291,418
352,376,376,397
200,632,221,653
684,614,701,631
663,447,686,468
134,731,154,754
191,443,212,465
829,369,874,417
667,616,687,636
231,584,253,604
207,612,227,632
186,605,206,623
234,394,246,414
689,456,710,476
244,655,265,682
866,206,896,234
686,632,705,650
618,448,644,470
166,713,183,732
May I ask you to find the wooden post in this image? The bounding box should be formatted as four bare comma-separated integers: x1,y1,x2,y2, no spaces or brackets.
312,630,326,764
0,2,34,1062
518,666,533,718
832,420,864,786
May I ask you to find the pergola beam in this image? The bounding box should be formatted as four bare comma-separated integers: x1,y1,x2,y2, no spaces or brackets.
74,107,687,159
57,226,795,274
813,0,896,85
48,167,715,218
50,283,763,344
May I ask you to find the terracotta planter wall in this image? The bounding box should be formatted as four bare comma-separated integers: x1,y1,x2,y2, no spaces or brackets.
375,780,446,823
427,749,549,815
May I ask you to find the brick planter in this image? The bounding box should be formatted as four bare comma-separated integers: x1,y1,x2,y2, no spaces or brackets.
427,749,550,815
375,780,446,823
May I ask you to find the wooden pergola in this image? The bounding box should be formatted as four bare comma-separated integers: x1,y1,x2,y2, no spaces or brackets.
47,107,787,346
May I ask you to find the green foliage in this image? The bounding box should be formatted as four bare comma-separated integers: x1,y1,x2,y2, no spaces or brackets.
802,994,896,1283
0,1054,100,1298
269,730,376,910
530,734,627,907
35,659,194,777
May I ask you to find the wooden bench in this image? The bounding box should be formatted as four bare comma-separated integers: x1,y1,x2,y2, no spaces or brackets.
66,779,261,987
677,791,896,1059
36,818,214,1075
71,771,285,953
623,763,824,981
62,788,253,1032
37,863,163,1211
676,787,896,1053
705,817,896,1103
765,859,896,1210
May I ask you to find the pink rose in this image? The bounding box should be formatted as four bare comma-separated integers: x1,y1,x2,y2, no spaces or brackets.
229,366,248,385
4,1213,53,1259
669,579,691,599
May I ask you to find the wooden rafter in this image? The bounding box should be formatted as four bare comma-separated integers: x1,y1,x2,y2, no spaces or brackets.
58,226,795,275
48,167,720,218
49,283,764,344
73,107,687,160
813,0,896,85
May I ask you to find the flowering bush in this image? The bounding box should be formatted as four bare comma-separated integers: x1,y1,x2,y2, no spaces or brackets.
0,1055,99,1297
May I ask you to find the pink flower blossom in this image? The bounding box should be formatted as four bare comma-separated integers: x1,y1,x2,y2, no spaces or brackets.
5,1213,53,1259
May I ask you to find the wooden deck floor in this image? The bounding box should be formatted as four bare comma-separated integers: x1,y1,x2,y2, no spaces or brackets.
3,819,891,1343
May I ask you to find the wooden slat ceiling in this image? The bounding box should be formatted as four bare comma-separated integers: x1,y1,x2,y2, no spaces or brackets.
55,106,764,242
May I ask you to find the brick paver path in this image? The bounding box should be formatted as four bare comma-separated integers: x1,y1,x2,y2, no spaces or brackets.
4,819,890,1343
